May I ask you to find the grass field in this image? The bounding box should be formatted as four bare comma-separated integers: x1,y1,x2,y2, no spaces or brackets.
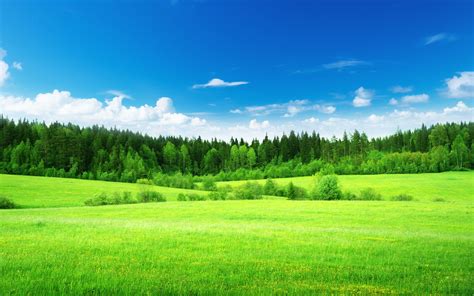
0,173,473,294
217,171,474,202
1,200,473,294
0,174,211,208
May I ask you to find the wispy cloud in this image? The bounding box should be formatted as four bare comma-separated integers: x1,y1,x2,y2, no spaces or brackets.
323,59,369,70
12,61,22,71
193,78,249,89
391,85,412,93
401,93,429,104
424,33,456,45
232,99,336,117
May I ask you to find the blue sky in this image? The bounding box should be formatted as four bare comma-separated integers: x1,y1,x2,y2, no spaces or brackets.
0,0,473,139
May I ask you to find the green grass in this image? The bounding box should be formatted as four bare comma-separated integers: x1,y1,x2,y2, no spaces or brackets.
217,171,474,202
1,200,472,294
0,174,211,208
0,173,473,294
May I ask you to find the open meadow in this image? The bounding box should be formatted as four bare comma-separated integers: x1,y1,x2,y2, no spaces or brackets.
0,172,473,294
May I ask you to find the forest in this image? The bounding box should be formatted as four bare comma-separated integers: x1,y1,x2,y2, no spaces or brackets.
1,117,472,182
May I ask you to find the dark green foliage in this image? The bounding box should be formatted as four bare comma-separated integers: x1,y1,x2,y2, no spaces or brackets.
263,179,278,195
208,191,228,200
391,194,414,201
201,177,217,191
311,175,342,200
185,193,207,201
286,182,309,200
137,191,166,203
84,192,139,206
358,188,383,201
136,178,153,185
342,191,358,200
233,182,263,200
177,193,187,201
0,196,17,209
1,117,473,181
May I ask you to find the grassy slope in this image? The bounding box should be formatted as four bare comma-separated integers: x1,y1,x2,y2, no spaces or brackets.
0,174,211,208
217,171,474,202
0,200,472,294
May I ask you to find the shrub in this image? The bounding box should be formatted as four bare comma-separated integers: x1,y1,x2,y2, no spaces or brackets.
186,193,207,201
84,192,108,206
0,196,17,209
311,175,342,200
137,191,166,203
233,182,263,200
358,188,382,201
391,194,413,201
202,178,218,191
432,197,446,202
208,191,227,200
342,191,357,200
286,182,309,200
177,193,187,201
263,179,278,195
136,178,153,185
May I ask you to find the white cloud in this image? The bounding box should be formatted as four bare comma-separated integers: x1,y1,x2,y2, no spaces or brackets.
366,114,385,124
444,72,474,98
401,93,429,104
193,78,248,89
234,99,335,117
389,98,398,105
315,104,336,114
391,85,412,93
0,90,208,137
230,109,242,114
249,119,270,129
107,90,131,99
353,87,373,107
424,33,456,45
323,59,368,70
443,101,473,114
303,117,319,124
12,62,22,71
0,48,10,87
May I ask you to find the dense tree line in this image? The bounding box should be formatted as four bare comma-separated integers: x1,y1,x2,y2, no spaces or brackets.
1,117,472,182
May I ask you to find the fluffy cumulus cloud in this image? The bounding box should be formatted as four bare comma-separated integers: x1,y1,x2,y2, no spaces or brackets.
401,93,429,104
0,48,10,87
352,87,373,107
444,72,474,98
249,119,270,129
192,78,248,89
0,90,207,137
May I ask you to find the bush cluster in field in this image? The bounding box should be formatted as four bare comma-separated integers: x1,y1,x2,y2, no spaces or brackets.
0,196,17,209
84,191,165,206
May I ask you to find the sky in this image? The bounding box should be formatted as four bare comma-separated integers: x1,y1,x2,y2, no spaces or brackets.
0,0,473,140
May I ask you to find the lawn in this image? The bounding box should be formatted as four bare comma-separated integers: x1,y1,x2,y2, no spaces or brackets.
0,174,210,208
0,200,472,294
217,171,474,202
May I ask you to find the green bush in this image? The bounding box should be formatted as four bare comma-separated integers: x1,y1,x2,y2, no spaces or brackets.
208,191,227,200
358,188,382,201
391,194,414,201
233,182,263,200
311,175,342,200
342,191,357,200
136,178,153,185
202,178,218,191
137,191,166,203
84,193,109,206
263,179,278,195
177,193,187,201
432,197,446,202
186,193,207,201
286,182,309,200
0,196,17,209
